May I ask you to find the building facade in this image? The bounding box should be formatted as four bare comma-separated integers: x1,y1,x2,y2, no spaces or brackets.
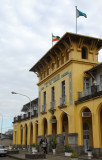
13,32,102,157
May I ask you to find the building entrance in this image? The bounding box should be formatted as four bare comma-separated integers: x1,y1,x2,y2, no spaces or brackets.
62,114,68,146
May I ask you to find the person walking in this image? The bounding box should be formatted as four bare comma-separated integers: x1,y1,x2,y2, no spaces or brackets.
42,139,47,154
39,139,43,151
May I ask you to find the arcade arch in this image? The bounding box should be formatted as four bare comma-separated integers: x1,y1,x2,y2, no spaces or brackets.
81,107,93,152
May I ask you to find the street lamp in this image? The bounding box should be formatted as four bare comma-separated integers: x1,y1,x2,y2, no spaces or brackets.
11,91,32,152
0,113,3,139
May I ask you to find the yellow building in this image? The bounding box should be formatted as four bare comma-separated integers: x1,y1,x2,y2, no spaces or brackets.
13,32,102,157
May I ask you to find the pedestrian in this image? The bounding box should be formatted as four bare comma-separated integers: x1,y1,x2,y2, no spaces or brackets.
39,139,43,151
42,139,47,154
40,138,43,145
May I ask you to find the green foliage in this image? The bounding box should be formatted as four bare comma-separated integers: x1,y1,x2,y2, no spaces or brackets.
71,152,78,158
32,143,37,148
51,140,57,149
65,145,72,152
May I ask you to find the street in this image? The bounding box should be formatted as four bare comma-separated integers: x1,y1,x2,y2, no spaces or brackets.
0,156,15,160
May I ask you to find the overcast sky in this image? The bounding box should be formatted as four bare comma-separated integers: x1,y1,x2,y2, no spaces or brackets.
0,0,102,133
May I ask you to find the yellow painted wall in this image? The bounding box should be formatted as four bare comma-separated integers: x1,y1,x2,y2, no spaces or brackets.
13,34,102,150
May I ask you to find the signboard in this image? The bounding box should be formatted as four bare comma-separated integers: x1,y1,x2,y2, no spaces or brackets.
82,112,91,117
41,71,69,91
49,119,57,123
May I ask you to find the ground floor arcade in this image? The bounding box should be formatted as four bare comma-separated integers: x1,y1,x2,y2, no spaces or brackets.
13,98,102,157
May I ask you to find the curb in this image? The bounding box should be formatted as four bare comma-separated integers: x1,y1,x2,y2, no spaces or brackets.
7,154,25,160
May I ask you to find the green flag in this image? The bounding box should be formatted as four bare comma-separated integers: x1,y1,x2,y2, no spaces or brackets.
76,9,87,18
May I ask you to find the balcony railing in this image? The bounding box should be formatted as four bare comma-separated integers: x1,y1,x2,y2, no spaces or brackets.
60,96,66,106
50,100,55,109
42,104,46,112
78,85,100,99
13,111,38,123
76,85,102,104
31,110,38,117
21,114,24,119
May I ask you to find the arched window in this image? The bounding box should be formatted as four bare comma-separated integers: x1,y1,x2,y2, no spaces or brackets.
82,47,88,59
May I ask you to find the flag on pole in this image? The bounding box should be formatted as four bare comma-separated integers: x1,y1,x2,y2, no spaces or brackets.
76,9,87,18
52,34,60,42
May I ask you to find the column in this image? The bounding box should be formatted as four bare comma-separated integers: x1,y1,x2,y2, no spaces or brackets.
13,130,16,145
92,113,101,157
33,123,37,144
22,127,26,146
92,113,100,147
27,123,30,146
47,122,53,152
56,116,64,153
17,124,21,145
76,111,84,154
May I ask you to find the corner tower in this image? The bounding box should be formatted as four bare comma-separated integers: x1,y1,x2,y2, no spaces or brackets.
30,32,102,153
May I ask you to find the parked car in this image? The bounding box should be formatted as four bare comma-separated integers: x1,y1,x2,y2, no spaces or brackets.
0,145,7,156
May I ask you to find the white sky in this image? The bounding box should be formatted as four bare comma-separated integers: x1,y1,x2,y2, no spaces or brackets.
0,0,102,133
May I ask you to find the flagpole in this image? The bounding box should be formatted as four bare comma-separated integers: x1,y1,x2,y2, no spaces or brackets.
75,6,77,34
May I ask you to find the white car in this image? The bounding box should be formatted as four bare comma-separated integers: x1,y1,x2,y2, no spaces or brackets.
0,145,7,156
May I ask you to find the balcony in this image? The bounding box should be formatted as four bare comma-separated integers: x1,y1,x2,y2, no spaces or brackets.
40,104,46,114
75,85,102,104
58,96,67,108
48,101,56,115
60,96,66,105
13,111,38,123
50,100,55,109
31,110,38,117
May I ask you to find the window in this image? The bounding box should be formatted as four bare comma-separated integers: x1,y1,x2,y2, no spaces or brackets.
51,87,55,102
83,77,91,96
100,75,102,90
100,75,102,83
61,81,65,97
43,91,46,111
60,81,65,105
51,87,55,108
82,47,88,59
43,91,46,105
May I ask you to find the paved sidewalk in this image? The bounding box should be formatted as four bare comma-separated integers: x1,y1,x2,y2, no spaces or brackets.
7,150,102,160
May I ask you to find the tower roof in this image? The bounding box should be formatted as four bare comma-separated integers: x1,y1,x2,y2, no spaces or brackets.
30,32,102,73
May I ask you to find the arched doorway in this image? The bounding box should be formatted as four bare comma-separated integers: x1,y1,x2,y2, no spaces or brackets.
52,116,57,141
83,122,89,152
62,114,68,146
82,108,93,152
